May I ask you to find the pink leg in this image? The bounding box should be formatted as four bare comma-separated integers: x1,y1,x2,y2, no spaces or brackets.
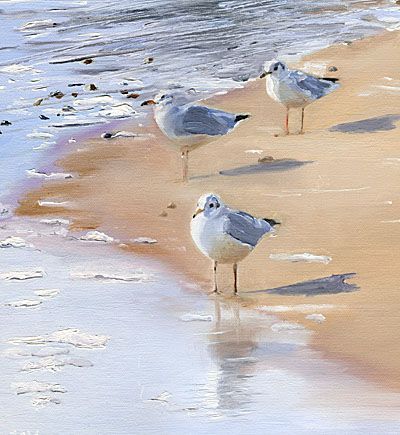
181,147,189,182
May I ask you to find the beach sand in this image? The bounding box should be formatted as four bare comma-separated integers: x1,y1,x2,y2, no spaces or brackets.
17,30,400,389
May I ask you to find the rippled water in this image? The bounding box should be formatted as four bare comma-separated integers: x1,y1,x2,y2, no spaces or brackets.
0,0,400,208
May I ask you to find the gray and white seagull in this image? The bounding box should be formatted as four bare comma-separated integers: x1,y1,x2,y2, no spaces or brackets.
145,91,250,181
260,60,340,135
190,193,279,294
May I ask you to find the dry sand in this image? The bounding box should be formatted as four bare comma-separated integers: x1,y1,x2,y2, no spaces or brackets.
17,30,400,389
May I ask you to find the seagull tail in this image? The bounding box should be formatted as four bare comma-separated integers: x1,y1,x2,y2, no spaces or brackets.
235,114,251,124
321,77,339,83
263,218,280,227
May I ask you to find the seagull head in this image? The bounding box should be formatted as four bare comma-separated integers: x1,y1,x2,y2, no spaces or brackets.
260,60,287,78
192,193,224,219
142,89,192,108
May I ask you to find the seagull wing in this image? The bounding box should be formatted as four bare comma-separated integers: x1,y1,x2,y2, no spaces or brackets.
180,105,237,136
224,210,272,247
290,71,339,99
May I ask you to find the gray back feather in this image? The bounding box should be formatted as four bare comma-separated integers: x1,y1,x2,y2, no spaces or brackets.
179,105,237,136
290,71,338,99
224,210,272,247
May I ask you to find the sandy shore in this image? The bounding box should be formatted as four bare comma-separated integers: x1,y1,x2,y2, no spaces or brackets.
17,30,400,389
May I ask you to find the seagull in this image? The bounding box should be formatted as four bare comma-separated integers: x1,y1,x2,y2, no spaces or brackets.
144,91,250,181
190,193,279,294
260,60,340,135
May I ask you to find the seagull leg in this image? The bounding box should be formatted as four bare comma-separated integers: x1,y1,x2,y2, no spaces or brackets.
212,260,219,294
300,107,305,134
285,107,290,135
181,147,189,182
233,263,238,295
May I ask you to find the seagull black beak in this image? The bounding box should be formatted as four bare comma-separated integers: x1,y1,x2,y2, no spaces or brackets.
192,208,204,219
259,71,270,78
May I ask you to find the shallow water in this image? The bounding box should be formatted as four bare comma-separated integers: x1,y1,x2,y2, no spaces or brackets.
1,219,400,434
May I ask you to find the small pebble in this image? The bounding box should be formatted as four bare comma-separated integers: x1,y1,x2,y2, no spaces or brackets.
159,211,168,217
101,132,113,139
258,156,274,163
33,98,44,106
120,90,129,95
71,92,78,98
328,66,338,72
39,115,49,120
144,57,154,64
167,202,177,209
83,58,93,64
84,83,97,91
127,93,140,99
1,120,12,126
62,105,75,112
49,91,64,99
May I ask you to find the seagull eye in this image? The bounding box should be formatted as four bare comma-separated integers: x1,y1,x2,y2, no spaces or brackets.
274,66,278,71
209,203,214,208
216,203,220,208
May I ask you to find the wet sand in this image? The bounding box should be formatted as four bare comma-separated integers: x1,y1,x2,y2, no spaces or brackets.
17,30,400,390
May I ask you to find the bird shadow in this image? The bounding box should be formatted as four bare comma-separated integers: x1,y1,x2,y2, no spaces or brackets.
219,159,312,177
246,273,358,296
329,114,400,134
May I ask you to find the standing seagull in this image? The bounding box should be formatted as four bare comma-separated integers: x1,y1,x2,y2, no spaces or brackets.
260,61,340,135
190,193,279,294
146,91,250,181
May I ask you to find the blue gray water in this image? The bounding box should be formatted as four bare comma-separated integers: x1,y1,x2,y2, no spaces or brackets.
1,1,400,433
1,0,400,208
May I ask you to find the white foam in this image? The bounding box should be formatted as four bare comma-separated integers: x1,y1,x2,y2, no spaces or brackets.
80,230,114,243
40,218,70,226
245,149,263,154
33,142,56,150
132,237,157,244
257,304,336,313
38,200,71,208
98,103,136,119
26,169,73,180
32,347,70,358
71,270,150,283
2,346,68,361
180,313,213,322
73,95,114,108
305,313,326,324
0,236,32,248
34,288,60,298
19,20,55,31
270,253,332,264
9,328,109,349
48,328,109,349
0,64,41,74
21,356,93,372
27,131,54,139
0,270,44,281
6,299,42,308
31,395,61,407
271,321,306,332
12,381,66,395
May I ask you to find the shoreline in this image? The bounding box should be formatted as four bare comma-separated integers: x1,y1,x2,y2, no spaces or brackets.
16,29,400,391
